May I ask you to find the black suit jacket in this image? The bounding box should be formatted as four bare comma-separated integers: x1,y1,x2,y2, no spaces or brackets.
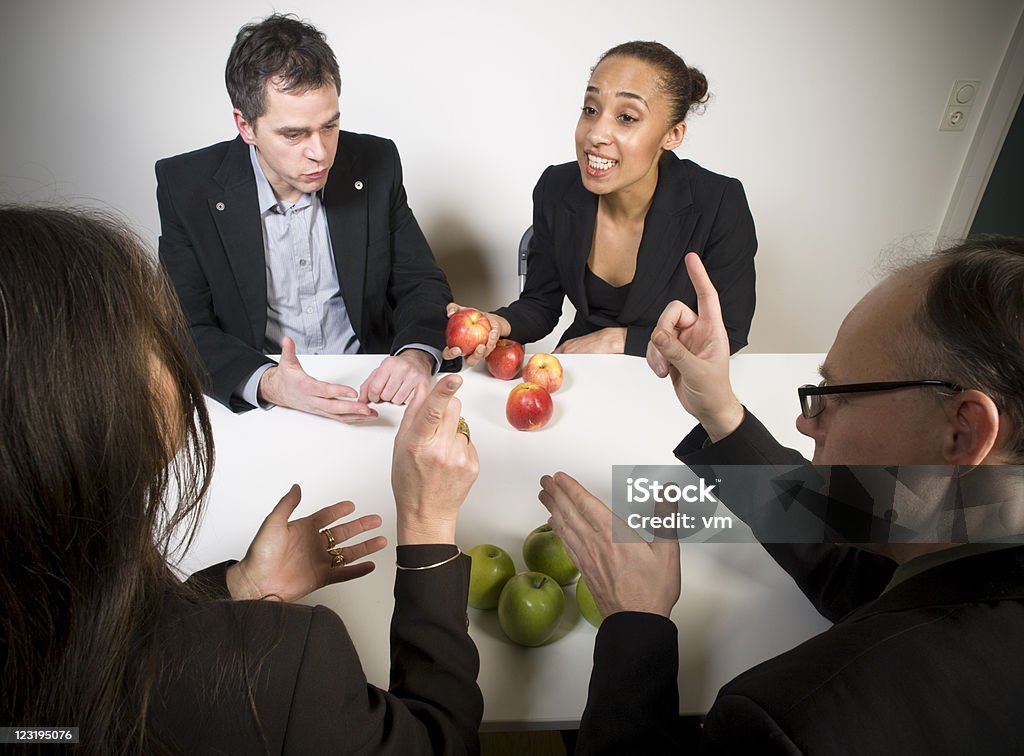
156,134,453,411
152,547,482,754
494,153,757,356
576,413,1024,754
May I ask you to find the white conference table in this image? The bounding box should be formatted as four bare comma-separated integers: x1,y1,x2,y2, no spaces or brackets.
176,353,832,730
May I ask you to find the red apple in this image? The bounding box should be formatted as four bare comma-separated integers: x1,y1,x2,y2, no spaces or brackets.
445,309,492,355
485,339,525,380
523,353,563,393
506,382,554,431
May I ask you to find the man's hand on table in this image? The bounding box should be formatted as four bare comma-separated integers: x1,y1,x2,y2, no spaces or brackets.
358,348,433,406
226,484,387,601
258,336,379,423
539,472,680,620
647,253,744,443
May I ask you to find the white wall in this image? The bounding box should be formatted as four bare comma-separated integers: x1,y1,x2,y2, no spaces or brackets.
1,0,1021,352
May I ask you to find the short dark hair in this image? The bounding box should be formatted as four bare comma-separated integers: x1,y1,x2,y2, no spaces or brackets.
903,236,1024,462
0,205,213,750
225,13,341,124
595,41,709,125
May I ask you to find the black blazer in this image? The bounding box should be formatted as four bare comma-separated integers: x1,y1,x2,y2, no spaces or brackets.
575,413,1024,755
494,153,757,356
152,548,483,754
156,133,453,411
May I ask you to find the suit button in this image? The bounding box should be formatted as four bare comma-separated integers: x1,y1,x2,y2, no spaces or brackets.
215,202,225,211
354,181,364,190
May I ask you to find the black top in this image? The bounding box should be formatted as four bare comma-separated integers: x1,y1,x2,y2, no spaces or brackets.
584,266,632,322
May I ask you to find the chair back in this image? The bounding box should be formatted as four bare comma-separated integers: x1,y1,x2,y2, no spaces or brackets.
518,226,533,294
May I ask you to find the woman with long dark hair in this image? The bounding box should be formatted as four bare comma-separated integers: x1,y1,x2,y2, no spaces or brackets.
0,206,482,753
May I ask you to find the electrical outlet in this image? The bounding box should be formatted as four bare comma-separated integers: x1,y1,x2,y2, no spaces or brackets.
939,79,981,132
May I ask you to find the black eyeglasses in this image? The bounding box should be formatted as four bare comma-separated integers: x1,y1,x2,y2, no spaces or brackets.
797,380,964,419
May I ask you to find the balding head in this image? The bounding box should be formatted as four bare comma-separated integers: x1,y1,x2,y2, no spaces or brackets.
895,237,1024,463
799,237,1023,468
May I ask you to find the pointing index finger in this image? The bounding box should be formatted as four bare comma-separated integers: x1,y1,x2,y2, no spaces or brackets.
684,252,722,322
403,375,463,442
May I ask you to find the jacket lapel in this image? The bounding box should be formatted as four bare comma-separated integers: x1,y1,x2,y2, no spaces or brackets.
322,138,367,339
619,152,700,323
559,180,598,321
210,137,268,346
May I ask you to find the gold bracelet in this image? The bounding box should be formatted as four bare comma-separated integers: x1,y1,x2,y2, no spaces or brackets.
395,549,463,571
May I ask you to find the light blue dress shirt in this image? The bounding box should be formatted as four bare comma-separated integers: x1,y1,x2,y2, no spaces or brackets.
239,145,439,408
251,144,359,356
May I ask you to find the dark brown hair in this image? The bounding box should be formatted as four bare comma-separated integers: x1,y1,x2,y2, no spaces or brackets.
0,206,214,753
595,41,709,124
225,13,341,124
903,236,1024,462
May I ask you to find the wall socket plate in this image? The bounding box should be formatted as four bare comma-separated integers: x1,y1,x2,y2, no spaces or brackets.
940,79,982,132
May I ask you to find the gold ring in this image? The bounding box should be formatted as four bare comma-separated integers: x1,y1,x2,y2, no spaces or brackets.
329,544,346,568
456,416,471,442
322,528,336,549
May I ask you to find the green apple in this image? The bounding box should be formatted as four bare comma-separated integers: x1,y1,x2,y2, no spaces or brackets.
465,543,516,610
575,576,603,628
522,523,579,585
497,571,566,646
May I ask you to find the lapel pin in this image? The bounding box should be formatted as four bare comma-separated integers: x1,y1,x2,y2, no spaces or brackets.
354,180,364,190
215,201,225,211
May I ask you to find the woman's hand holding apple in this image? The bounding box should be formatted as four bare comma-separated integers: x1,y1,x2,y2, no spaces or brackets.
442,302,510,367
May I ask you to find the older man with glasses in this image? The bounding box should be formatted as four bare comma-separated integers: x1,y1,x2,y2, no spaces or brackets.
538,239,1024,754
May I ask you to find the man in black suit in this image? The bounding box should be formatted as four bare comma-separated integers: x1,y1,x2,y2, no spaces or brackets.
539,239,1024,753
157,14,453,417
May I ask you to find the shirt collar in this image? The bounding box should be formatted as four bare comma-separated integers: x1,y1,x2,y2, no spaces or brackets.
249,144,313,214
884,542,1021,594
